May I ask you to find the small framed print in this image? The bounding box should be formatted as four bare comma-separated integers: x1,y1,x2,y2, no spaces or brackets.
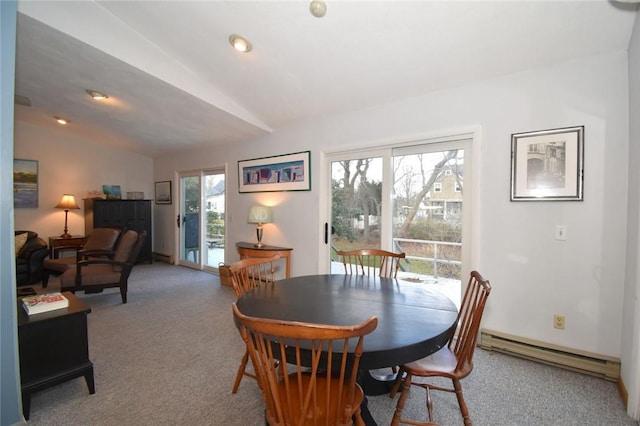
155,181,172,204
510,126,584,201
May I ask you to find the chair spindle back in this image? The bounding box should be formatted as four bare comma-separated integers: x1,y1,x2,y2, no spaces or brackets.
337,249,406,279
232,303,377,426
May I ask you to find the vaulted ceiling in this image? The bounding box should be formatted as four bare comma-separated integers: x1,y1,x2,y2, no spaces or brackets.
13,1,638,158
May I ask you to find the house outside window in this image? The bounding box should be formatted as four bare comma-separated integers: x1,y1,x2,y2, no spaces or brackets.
434,183,442,192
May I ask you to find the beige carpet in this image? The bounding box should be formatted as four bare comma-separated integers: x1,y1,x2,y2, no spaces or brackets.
23,263,637,426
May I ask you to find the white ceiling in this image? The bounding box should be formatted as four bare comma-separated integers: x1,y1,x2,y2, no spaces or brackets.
13,1,638,158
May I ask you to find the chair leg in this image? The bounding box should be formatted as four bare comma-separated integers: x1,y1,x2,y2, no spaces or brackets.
42,270,50,288
353,406,365,426
232,349,250,393
391,372,412,426
426,386,435,423
120,285,127,303
452,378,472,426
389,367,404,398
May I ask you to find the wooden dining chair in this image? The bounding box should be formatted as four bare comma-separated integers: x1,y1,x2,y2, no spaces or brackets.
336,248,406,279
232,303,378,426
337,248,406,375
389,270,492,426
229,254,280,393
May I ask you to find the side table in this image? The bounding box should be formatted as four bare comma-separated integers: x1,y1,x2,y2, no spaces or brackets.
48,235,86,259
236,242,293,278
17,292,94,420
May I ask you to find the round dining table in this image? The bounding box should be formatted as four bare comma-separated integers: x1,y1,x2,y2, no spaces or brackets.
235,273,459,390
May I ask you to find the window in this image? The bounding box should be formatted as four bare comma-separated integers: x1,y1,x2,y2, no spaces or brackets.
455,182,462,192
445,169,452,176
434,182,442,192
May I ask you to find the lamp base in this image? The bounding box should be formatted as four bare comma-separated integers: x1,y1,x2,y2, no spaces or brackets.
60,210,72,239
255,225,265,247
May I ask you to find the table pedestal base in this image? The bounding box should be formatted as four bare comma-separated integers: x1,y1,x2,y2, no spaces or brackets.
359,369,398,396
357,369,402,426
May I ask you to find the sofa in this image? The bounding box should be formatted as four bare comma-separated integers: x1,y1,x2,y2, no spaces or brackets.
15,230,48,287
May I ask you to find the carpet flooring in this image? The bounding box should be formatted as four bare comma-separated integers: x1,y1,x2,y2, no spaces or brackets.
23,263,638,426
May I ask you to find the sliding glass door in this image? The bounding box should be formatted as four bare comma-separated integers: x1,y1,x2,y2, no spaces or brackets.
328,153,385,272
324,136,472,306
204,171,225,269
178,168,225,272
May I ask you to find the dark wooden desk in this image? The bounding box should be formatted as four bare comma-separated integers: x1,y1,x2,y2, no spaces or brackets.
235,242,292,278
17,292,94,420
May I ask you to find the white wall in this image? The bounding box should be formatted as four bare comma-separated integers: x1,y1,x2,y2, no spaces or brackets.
156,50,629,358
13,114,154,240
622,10,640,416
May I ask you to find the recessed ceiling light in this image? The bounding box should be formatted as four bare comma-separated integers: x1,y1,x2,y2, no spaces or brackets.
310,0,327,18
54,116,69,125
86,89,108,100
229,34,252,53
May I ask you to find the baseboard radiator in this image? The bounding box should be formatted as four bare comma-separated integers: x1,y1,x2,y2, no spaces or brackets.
152,252,173,264
480,329,620,382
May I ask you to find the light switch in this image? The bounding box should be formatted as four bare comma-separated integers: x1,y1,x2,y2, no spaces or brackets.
555,225,567,241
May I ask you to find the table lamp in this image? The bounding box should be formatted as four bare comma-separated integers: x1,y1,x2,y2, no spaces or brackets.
248,205,273,247
55,194,80,238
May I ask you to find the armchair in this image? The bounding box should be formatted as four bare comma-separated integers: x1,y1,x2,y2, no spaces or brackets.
15,231,48,287
59,230,146,303
42,227,122,288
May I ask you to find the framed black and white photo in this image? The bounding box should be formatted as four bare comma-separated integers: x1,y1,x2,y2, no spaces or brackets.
155,181,172,204
510,126,584,201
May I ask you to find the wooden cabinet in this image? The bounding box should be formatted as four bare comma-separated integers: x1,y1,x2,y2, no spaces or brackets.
84,199,152,263
236,242,292,278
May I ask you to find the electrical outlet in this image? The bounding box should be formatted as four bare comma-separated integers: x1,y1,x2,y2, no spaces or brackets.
553,314,566,330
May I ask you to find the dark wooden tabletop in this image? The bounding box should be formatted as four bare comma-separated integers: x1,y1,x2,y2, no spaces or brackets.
17,292,91,326
235,242,293,251
235,274,459,369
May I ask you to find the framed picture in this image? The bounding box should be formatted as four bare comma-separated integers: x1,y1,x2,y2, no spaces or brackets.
14,159,38,208
102,185,122,200
238,151,311,193
510,126,584,201
155,181,172,204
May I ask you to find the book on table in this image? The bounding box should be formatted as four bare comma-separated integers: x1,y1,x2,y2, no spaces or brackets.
21,292,69,315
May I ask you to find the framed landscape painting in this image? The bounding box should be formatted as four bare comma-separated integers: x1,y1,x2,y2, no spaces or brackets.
102,185,122,200
510,126,584,201
14,159,38,208
238,151,311,193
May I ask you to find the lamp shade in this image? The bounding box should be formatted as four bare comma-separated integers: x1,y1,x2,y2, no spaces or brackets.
55,194,80,210
248,206,273,224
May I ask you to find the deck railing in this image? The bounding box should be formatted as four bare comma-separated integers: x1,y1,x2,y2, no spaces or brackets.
393,238,462,279
332,238,462,280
